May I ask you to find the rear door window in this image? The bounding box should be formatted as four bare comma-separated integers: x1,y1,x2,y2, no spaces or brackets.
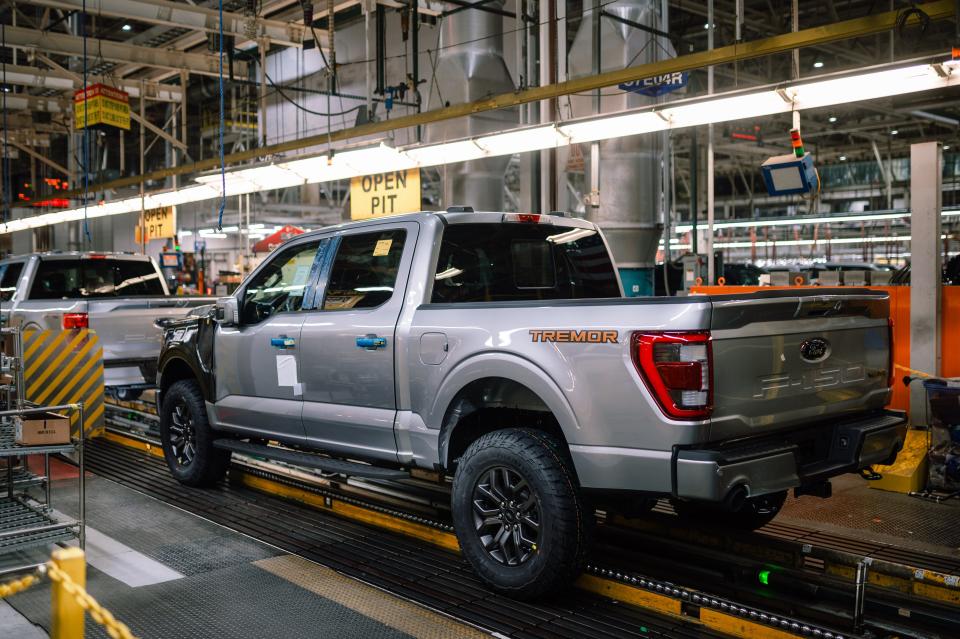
431,223,620,303
322,230,407,310
0,262,24,301
29,258,165,299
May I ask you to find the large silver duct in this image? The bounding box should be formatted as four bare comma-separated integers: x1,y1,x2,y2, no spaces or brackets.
568,0,671,272
428,1,516,210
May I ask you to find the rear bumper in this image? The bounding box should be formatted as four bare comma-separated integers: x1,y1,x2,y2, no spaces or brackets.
673,410,907,502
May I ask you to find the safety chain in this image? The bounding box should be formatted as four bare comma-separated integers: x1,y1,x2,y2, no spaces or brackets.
46,562,137,639
0,563,137,639
0,569,41,598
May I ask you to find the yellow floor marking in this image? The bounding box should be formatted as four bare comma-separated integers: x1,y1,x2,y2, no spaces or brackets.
702,608,805,639
255,555,490,639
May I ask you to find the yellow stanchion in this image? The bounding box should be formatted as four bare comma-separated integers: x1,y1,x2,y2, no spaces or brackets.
50,547,86,639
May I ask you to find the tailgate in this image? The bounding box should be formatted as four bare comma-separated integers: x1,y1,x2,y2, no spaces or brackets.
88,297,213,362
708,290,891,441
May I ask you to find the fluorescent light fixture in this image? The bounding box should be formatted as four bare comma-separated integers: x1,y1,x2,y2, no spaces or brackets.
220,226,239,232
122,24,132,31
839,155,847,161
673,208,960,233
828,116,837,123
6,58,960,237
813,61,824,69
200,233,228,239
891,129,899,135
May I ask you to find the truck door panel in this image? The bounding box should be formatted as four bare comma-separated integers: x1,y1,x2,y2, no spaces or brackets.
212,238,327,444
299,223,418,461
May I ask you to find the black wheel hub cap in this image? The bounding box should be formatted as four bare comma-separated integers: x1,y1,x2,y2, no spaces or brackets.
472,467,541,566
168,401,197,467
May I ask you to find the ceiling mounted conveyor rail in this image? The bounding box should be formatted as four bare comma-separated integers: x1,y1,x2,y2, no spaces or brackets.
99,400,959,639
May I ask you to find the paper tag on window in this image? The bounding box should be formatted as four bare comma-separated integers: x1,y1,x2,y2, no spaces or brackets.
373,239,393,257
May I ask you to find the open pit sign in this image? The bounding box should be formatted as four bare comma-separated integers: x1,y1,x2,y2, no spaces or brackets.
350,168,421,220
135,206,176,243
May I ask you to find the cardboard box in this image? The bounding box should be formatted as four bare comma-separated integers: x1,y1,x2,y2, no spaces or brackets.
14,411,71,446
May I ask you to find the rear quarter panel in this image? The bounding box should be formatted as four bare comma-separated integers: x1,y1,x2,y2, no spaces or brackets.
407,299,713,452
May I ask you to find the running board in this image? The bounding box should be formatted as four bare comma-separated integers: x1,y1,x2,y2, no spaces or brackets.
213,439,409,480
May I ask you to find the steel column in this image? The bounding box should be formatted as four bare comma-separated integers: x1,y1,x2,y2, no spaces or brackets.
909,141,942,423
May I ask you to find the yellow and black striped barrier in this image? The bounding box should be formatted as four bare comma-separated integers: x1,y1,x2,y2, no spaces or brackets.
22,329,105,438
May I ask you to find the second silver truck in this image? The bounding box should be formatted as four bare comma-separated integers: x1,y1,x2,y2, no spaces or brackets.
155,209,906,599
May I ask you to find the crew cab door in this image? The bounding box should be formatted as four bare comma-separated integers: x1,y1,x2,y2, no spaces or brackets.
298,222,417,462
212,237,329,445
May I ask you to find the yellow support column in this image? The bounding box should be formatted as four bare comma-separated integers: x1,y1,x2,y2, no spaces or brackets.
51,547,85,639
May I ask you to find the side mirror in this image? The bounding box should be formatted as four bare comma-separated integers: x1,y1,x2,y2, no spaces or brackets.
215,297,239,326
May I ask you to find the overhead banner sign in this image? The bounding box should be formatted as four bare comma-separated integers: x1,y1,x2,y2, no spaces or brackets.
619,71,688,98
74,84,131,131
135,206,176,243
350,168,421,220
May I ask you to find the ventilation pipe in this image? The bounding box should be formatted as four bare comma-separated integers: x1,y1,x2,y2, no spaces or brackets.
428,1,516,210
569,0,672,295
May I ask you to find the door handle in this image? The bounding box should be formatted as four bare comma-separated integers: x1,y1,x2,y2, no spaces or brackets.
270,335,296,349
356,335,387,350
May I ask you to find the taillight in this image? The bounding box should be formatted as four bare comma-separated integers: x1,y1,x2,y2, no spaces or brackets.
632,331,712,420
62,313,89,329
887,318,895,388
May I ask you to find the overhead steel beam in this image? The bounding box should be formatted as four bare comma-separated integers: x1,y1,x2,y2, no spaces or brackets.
61,0,954,198
0,64,182,100
8,142,69,176
26,0,306,47
0,94,69,113
3,25,248,77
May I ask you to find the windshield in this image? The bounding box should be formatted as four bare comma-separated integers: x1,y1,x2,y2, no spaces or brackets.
431,223,620,303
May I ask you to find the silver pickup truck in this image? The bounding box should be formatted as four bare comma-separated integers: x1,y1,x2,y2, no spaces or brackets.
0,251,215,392
155,209,905,599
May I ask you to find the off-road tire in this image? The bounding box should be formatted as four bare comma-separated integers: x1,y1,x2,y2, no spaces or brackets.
159,379,230,487
671,490,788,531
451,428,590,600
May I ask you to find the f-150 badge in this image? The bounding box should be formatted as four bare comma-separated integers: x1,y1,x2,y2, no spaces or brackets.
530,330,619,344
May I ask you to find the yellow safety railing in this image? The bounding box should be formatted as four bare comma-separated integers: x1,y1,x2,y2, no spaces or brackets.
0,547,137,639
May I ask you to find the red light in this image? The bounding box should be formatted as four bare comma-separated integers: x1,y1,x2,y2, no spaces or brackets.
86,254,107,259
632,331,712,420
655,361,703,390
517,214,541,223
62,313,89,329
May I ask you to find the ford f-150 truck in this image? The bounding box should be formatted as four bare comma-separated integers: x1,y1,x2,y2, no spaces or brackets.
155,209,905,599
0,252,215,392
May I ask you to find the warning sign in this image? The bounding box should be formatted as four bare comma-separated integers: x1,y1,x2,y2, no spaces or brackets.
135,206,176,243
350,168,421,220
74,83,131,131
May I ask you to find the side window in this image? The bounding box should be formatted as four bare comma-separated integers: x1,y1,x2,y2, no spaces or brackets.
0,263,23,301
322,229,406,311
30,260,82,299
241,241,322,325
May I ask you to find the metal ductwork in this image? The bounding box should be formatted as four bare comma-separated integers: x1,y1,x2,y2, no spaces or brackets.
569,0,672,293
428,1,516,211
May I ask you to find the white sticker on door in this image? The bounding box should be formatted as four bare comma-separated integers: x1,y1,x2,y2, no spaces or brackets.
276,354,302,396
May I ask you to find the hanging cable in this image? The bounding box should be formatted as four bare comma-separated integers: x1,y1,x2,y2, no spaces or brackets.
2,21,8,227
216,0,227,231
81,0,91,244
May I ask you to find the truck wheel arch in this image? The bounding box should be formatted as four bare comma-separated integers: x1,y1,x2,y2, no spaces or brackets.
433,355,580,474
159,356,209,400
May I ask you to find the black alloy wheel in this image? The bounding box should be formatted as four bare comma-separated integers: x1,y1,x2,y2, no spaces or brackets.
159,379,230,487
472,466,541,566
167,400,197,468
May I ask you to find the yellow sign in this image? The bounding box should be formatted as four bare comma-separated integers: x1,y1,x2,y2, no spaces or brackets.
135,206,176,243
74,84,131,131
350,168,421,219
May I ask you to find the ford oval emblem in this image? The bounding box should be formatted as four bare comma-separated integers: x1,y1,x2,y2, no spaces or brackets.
800,337,831,362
